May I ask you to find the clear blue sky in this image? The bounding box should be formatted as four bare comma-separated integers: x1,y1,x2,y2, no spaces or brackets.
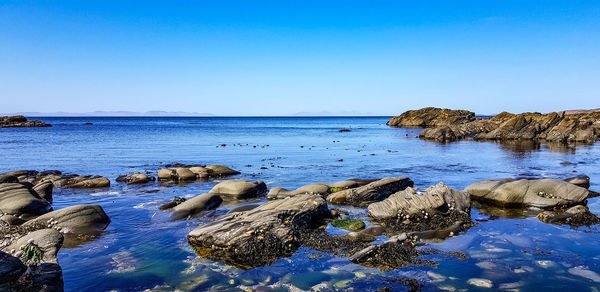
1,1,599,115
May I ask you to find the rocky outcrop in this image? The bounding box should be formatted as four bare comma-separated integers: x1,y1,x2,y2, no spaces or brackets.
1,229,64,292
266,179,374,200
386,107,475,128
23,204,110,235
208,179,267,200
0,116,51,128
326,177,414,206
158,165,240,182
537,205,600,226
115,173,155,184
67,176,110,188
388,107,600,143
368,182,472,235
0,170,111,189
0,183,52,219
170,193,223,220
187,194,330,269
465,178,589,208
349,233,436,270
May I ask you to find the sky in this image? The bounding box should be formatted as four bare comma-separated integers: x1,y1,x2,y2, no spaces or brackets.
1,1,599,116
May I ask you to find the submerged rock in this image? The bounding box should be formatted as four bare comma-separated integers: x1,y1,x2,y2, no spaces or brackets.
116,173,155,184
331,218,366,232
465,178,589,208
187,194,330,269
209,179,267,200
171,193,223,220
537,205,600,226
326,177,414,206
368,182,472,236
349,234,437,270
0,183,52,219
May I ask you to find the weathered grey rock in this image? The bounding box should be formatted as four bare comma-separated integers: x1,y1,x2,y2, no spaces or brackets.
205,165,241,177
266,179,374,200
326,177,414,206
175,168,196,181
209,179,267,200
33,181,53,203
171,193,223,220
189,166,213,178
0,183,52,218
67,176,110,188
158,168,176,180
1,229,64,292
158,196,187,210
0,214,26,226
465,178,589,208
537,205,600,226
564,175,590,189
116,173,155,184
187,194,330,269
24,204,110,235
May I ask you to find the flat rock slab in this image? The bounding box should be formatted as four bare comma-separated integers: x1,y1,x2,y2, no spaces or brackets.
266,179,374,200
0,183,52,218
327,177,414,206
187,194,330,269
465,178,589,208
24,204,110,235
209,179,267,200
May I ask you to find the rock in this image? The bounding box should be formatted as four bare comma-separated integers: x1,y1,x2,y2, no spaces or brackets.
386,107,475,128
209,179,267,200
229,204,260,213
326,177,414,206
188,166,213,178
388,108,600,143
0,183,52,218
158,196,187,210
116,173,155,184
0,174,19,183
0,115,51,128
1,229,64,292
341,232,377,242
368,182,472,235
465,178,589,208
68,176,110,188
564,175,590,189
0,215,26,226
0,251,27,287
537,205,600,226
171,193,223,220
32,181,53,203
348,233,434,270
267,179,373,200
175,168,196,181
331,218,365,231
568,266,600,283
338,129,352,132
205,165,241,177
158,168,176,180
187,194,330,269
24,204,110,235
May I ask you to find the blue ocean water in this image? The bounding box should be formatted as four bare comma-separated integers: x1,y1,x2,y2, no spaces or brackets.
1,116,600,291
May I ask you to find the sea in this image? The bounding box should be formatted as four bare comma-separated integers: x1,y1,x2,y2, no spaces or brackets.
1,116,599,291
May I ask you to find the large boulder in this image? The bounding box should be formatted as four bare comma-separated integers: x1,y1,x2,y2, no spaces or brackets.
266,179,374,200
0,183,52,218
171,193,223,220
116,173,155,184
465,178,589,208
32,181,53,203
66,176,110,188
205,165,241,177
326,177,414,206
187,194,330,269
209,179,267,200
564,175,590,189
537,205,600,226
368,182,472,235
1,229,64,292
23,204,110,235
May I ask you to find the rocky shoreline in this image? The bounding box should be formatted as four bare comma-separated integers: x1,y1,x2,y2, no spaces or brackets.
2,161,599,291
0,116,51,128
387,107,600,143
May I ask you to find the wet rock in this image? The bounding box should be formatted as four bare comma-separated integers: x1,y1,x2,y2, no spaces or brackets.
348,233,436,270
158,196,187,210
420,127,460,141
467,278,493,288
0,174,19,183
267,179,373,200
568,266,600,283
171,193,223,220
0,251,27,287
564,175,590,189
32,181,53,203
465,178,589,208
116,173,155,184
0,115,51,128
205,165,241,177
341,232,377,243
67,176,110,188
331,218,365,231
187,194,330,269
175,168,196,181
209,179,267,200
0,183,52,218
326,177,414,206
0,214,26,226
158,168,176,180
368,182,472,235
24,204,110,235
158,165,240,182
537,205,600,226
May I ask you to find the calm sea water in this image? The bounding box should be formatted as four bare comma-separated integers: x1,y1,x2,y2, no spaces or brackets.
1,117,600,291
